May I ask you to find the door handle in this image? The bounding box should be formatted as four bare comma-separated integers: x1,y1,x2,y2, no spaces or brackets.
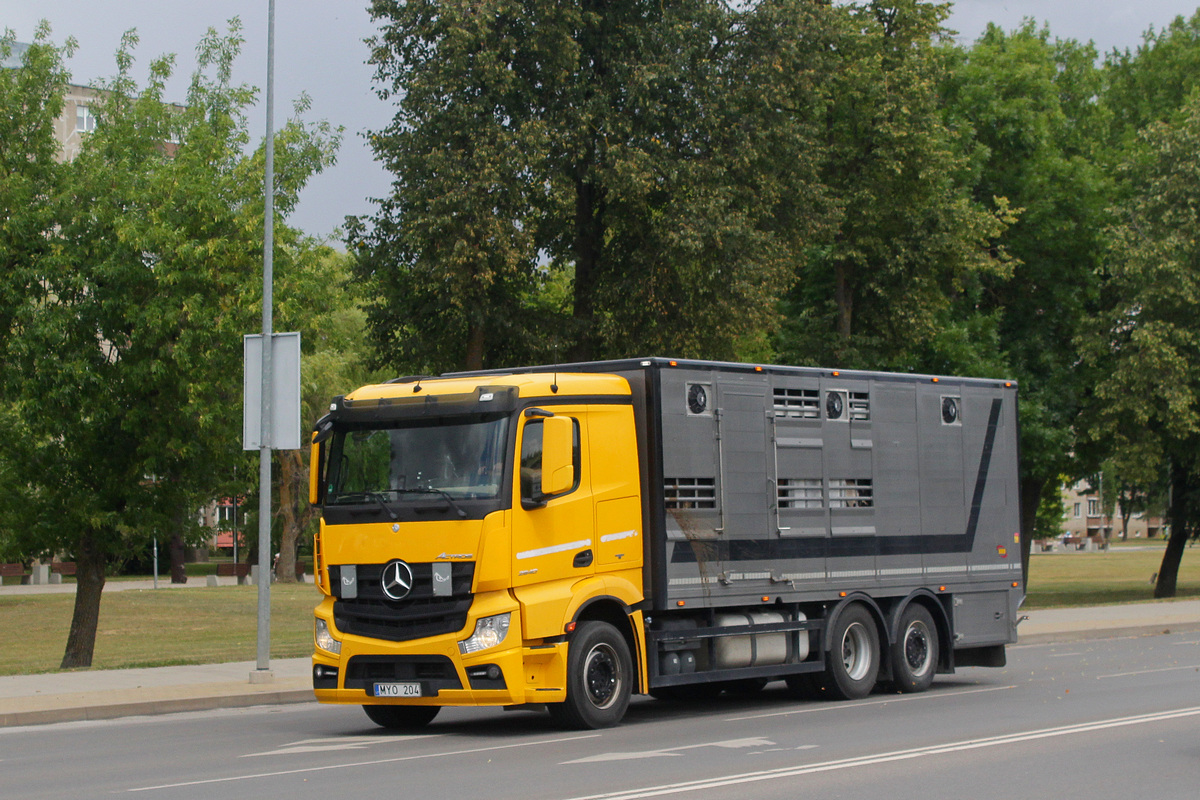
573,549,594,568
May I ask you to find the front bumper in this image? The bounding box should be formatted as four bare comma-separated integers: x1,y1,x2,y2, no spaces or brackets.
312,596,568,707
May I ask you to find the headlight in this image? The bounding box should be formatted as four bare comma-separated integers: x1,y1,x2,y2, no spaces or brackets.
315,618,341,655
459,613,511,654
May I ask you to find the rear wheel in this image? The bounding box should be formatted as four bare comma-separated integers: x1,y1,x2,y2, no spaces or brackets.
825,604,880,700
362,704,440,730
891,604,938,693
549,621,632,729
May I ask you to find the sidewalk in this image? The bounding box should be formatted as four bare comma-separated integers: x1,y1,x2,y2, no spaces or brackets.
1,600,1197,728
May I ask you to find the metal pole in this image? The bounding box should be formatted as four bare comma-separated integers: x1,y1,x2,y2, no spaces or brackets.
152,536,158,590
256,0,276,675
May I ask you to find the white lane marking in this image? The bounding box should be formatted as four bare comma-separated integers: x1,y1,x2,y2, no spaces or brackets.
515,539,591,560
564,737,774,764
127,734,600,792
1096,664,1200,679
241,735,428,757
557,707,1200,800
724,684,1015,721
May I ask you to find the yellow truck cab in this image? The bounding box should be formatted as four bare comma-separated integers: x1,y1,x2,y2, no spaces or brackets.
311,370,646,729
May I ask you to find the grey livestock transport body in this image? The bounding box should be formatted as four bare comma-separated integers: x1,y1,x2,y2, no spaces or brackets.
462,357,1024,700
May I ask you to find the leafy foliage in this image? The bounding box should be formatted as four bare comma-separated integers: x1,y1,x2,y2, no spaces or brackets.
0,22,338,665
778,0,1012,371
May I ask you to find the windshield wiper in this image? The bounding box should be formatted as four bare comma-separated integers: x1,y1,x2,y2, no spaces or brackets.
330,489,466,520
333,491,398,521
408,488,467,519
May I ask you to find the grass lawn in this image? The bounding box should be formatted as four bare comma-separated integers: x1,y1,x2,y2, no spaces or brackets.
0,583,320,676
1026,539,1200,608
1,542,1196,677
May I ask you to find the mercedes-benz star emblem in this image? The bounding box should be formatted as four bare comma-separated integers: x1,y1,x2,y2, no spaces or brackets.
380,560,414,601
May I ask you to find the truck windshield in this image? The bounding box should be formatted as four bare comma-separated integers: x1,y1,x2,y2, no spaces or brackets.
327,416,510,503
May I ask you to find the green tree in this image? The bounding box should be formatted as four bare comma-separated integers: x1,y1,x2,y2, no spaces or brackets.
0,23,338,667
355,0,836,372
778,0,1011,371
941,21,1111,577
1081,92,1200,597
1,27,71,364
1104,10,1200,144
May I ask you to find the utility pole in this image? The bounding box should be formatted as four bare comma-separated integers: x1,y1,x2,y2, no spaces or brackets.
254,0,277,682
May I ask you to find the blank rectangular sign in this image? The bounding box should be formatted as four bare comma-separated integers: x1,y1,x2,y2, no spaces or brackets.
243,332,301,451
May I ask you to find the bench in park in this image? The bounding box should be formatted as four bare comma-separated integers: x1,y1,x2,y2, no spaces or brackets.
51,561,76,576
1,563,26,579
216,562,251,584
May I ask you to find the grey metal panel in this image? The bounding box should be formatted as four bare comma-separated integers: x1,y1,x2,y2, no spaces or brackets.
716,379,770,540
647,360,1020,614
872,385,923,586
961,384,1021,586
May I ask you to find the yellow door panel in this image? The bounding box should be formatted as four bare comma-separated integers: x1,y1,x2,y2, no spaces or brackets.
511,408,594,591
596,496,642,569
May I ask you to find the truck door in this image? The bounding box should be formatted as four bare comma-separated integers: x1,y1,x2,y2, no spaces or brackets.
510,407,595,590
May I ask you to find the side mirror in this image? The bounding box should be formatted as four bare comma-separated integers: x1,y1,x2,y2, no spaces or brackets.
309,435,324,506
540,416,575,496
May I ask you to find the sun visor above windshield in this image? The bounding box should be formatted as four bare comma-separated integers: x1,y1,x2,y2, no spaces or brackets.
327,385,519,426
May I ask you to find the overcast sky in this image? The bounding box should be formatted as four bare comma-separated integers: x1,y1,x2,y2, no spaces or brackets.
3,1,1198,240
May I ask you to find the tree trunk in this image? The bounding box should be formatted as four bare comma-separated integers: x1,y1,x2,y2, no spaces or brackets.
1155,456,1192,599
275,450,304,583
168,505,188,584
60,532,107,669
1019,474,1046,590
464,318,486,371
834,260,853,341
569,175,604,362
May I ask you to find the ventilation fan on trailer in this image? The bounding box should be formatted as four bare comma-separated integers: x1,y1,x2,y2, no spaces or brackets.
826,391,844,420
942,396,960,425
687,384,708,415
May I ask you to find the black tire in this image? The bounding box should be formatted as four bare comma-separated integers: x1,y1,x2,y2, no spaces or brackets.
825,604,880,700
548,621,632,729
362,704,440,730
891,604,938,693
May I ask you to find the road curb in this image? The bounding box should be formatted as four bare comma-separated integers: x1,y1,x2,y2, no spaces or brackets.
0,688,315,728
1016,621,1200,646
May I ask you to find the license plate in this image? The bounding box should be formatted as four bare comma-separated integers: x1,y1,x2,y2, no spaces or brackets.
373,682,422,698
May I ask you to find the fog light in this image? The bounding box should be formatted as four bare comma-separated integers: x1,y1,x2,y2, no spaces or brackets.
315,618,341,655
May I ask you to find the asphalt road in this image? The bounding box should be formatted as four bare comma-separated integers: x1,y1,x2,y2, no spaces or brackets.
3,632,1198,800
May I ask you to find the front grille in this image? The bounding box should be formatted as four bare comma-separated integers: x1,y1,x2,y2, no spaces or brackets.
344,655,463,693
331,561,475,643
334,595,473,642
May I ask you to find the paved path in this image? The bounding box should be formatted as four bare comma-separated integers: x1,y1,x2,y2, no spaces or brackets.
1,595,1197,728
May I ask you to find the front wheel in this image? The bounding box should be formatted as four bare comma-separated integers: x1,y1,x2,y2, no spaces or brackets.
548,621,632,729
362,704,440,730
891,604,938,693
825,604,880,700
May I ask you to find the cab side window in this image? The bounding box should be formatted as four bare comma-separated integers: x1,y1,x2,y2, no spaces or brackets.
520,418,581,504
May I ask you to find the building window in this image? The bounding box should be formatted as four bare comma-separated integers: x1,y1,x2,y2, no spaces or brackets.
1087,498,1100,516
75,104,97,133
1073,502,1081,518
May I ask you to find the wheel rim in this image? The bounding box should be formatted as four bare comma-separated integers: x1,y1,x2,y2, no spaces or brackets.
584,643,622,709
841,622,872,681
903,621,933,676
